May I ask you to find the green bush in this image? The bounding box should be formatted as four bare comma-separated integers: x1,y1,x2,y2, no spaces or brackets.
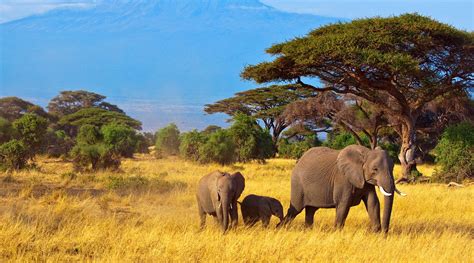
101,123,137,158
378,141,400,163
278,134,320,159
43,129,74,157
0,139,29,170
0,117,15,144
323,131,370,150
155,123,180,156
433,122,474,182
76,124,101,145
12,113,48,158
180,130,207,161
229,114,275,162
198,129,235,165
70,125,120,171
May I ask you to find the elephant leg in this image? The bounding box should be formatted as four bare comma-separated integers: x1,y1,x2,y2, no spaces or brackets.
277,203,302,228
261,215,271,228
198,205,206,229
216,207,223,227
362,190,381,232
334,203,351,229
305,206,318,228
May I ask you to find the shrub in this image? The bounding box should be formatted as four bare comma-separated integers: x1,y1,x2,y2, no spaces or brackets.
228,114,275,162
101,123,137,158
12,113,48,158
76,124,101,145
134,133,150,154
0,117,15,144
198,129,235,165
0,139,29,170
323,131,370,150
180,130,207,161
378,141,400,163
278,134,320,159
433,122,474,182
43,129,74,157
155,123,180,156
71,143,120,171
70,125,120,171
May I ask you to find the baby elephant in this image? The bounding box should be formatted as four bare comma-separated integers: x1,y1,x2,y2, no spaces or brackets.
196,171,245,232
240,194,284,227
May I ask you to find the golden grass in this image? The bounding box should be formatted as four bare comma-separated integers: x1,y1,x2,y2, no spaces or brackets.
0,156,472,262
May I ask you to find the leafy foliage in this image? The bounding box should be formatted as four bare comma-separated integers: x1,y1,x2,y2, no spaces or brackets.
198,129,235,165
12,113,48,158
71,125,121,171
155,123,180,156
0,117,15,144
278,134,320,159
58,107,142,132
43,129,75,158
0,139,29,170
101,123,138,158
323,132,370,150
205,85,314,143
0,97,50,122
179,130,207,162
47,90,124,117
433,122,474,182
228,114,275,162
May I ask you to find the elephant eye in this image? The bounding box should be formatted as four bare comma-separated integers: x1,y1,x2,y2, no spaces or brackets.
373,168,378,171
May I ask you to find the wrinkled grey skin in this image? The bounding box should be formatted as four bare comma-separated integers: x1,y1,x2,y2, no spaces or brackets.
240,194,284,227
278,145,396,233
196,171,245,232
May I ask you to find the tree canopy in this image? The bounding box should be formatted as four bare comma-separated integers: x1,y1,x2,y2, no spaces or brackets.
0,97,50,121
242,14,474,181
58,107,142,131
47,90,124,117
205,84,314,144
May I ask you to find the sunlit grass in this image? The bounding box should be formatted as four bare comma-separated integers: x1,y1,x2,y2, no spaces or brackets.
0,156,472,261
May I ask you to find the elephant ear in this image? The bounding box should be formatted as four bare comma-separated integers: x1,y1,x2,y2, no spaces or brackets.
336,145,369,189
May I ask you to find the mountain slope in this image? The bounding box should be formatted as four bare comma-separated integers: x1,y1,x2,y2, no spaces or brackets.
0,0,340,130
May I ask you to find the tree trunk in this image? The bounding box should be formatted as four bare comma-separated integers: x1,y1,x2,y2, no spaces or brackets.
397,120,418,183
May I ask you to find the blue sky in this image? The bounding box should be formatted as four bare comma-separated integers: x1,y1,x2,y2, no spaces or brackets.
1,0,473,30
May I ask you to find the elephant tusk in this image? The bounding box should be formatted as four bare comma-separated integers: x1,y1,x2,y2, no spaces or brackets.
218,202,221,209
230,203,233,209
379,186,393,196
395,188,407,196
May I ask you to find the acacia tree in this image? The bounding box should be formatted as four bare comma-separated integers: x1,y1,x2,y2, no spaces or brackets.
58,107,142,137
284,92,389,149
204,85,314,145
47,90,124,117
0,97,50,121
242,14,473,182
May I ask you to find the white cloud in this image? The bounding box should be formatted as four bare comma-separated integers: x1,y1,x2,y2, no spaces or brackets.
0,0,95,23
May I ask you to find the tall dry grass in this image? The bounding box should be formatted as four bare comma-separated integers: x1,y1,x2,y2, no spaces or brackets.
0,156,472,262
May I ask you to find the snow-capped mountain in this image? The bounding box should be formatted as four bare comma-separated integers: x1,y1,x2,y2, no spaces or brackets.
0,0,340,130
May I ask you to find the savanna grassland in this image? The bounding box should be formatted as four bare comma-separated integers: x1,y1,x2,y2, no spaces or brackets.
0,156,472,262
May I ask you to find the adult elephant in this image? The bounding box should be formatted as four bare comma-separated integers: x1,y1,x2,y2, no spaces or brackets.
278,145,405,233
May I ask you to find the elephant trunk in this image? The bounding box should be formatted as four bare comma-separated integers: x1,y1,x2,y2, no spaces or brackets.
381,175,395,233
382,193,394,233
221,196,230,232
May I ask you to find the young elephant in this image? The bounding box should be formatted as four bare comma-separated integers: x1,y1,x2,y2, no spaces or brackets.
196,171,245,232
240,194,284,227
